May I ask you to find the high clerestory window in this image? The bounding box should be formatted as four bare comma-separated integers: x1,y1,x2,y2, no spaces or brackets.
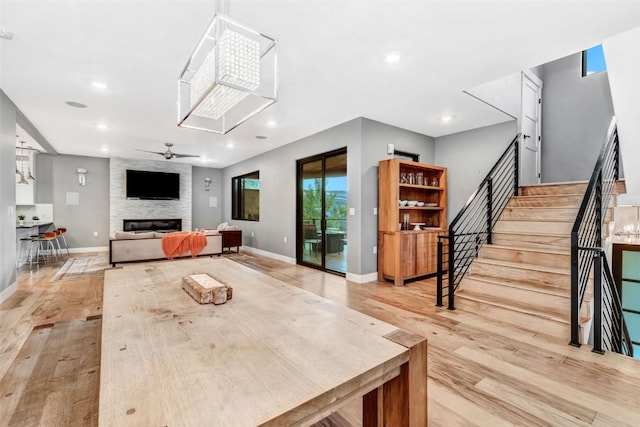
582,44,607,77
232,171,260,221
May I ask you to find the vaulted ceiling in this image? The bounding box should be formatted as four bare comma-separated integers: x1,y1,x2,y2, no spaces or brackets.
2,1,640,167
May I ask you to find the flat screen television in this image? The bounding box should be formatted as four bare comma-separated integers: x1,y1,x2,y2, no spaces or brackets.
126,169,180,200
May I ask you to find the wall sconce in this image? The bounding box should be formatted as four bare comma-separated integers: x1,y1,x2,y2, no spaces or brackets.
204,176,212,191
77,168,87,186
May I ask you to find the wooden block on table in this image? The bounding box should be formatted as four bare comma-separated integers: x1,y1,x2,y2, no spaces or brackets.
182,273,233,305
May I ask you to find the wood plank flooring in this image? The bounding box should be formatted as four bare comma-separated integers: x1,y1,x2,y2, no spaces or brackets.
1,253,639,426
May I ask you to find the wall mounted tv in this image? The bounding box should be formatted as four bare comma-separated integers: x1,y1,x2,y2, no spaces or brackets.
126,169,180,200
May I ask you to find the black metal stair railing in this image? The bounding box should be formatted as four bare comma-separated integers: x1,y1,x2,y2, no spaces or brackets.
570,117,632,356
436,134,520,309
588,250,634,356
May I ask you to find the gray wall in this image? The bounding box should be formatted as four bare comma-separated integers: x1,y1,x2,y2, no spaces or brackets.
360,118,435,274
541,52,615,183
222,119,360,266
37,154,111,248
435,120,518,221
0,90,17,296
221,117,434,276
192,166,223,230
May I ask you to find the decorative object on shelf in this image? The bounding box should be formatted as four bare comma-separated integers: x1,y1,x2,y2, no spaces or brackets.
399,172,407,183
407,172,415,184
411,222,425,230
417,201,425,207
430,177,438,186
17,214,25,226
177,2,278,134
31,215,39,222
77,168,87,186
416,172,424,186
204,176,212,191
407,200,418,207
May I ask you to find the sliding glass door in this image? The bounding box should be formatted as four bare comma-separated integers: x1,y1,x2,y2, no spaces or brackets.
297,148,347,274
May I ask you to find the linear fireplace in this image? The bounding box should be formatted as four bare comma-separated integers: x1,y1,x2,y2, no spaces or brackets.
123,218,182,233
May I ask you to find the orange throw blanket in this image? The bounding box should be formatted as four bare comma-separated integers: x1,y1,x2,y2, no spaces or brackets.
161,231,207,260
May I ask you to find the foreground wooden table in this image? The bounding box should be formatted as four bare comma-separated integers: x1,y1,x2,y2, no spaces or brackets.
100,258,427,426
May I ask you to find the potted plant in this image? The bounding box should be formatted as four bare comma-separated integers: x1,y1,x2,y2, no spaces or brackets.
32,215,40,223
17,214,25,226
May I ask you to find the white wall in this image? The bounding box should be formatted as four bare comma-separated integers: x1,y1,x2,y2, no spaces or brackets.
604,26,640,196
465,72,521,120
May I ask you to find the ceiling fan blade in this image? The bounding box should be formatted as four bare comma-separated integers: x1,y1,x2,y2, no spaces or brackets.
173,153,200,158
136,149,165,156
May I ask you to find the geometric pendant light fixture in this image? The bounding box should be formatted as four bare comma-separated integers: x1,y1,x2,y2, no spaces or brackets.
177,12,278,134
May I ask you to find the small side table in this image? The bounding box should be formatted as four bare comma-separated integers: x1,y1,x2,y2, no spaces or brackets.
220,230,242,253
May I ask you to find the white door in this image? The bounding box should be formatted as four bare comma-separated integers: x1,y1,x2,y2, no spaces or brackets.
520,71,543,185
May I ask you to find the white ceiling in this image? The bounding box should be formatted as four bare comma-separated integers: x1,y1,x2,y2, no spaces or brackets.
2,1,640,168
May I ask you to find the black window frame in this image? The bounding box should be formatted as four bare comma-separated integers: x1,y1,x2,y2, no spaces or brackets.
232,170,260,221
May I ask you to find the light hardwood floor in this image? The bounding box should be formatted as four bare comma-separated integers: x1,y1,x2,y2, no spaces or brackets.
1,253,639,426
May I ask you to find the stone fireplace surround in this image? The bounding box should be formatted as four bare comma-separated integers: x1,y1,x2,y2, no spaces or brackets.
109,157,192,235
123,219,182,233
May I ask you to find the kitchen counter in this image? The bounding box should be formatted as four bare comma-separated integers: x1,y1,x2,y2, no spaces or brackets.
16,221,53,229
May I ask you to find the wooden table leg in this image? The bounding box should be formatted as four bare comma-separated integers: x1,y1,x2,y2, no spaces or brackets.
363,330,428,427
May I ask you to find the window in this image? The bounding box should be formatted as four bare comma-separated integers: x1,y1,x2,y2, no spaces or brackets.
232,171,260,221
582,44,607,77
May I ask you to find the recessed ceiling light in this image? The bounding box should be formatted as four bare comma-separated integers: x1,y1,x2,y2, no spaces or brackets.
226,142,234,148
66,101,87,108
385,53,400,63
91,81,108,90
255,135,267,140
441,115,452,122
96,123,108,130
267,120,277,127
100,147,109,153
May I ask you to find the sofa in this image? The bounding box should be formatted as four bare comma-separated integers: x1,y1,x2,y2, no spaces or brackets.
109,230,223,267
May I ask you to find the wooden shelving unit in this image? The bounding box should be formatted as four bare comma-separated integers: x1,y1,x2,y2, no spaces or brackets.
378,159,447,286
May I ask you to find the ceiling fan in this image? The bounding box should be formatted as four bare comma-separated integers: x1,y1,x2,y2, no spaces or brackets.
137,142,200,160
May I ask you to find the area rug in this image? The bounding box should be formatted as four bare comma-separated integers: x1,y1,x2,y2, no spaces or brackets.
50,256,110,282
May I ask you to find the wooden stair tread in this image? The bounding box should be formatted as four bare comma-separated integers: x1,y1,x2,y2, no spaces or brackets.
483,244,569,256
512,194,584,199
464,273,570,297
492,230,568,237
457,289,589,325
474,258,570,276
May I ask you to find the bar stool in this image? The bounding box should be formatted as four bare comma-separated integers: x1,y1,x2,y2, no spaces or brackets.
56,227,70,256
33,232,59,265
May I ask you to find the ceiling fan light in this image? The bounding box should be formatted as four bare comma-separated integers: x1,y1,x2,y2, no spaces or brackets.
177,14,277,135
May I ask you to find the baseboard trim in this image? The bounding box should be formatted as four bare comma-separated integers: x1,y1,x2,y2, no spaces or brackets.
240,246,296,264
0,281,17,304
346,272,378,284
69,246,109,254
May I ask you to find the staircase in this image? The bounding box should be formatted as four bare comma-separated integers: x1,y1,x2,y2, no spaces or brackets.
455,182,591,339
